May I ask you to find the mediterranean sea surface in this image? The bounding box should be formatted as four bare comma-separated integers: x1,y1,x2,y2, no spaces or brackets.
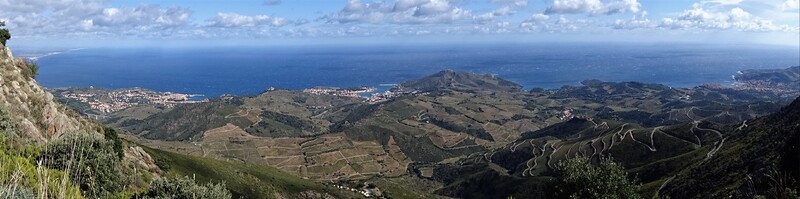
28,43,800,99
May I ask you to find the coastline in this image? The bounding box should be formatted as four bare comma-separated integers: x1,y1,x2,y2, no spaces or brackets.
47,65,797,101
29,45,799,100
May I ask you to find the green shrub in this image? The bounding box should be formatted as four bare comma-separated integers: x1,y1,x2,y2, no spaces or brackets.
103,127,124,159
0,21,9,46
139,176,231,199
38,132,123,198
0,107,17,138
1,138,84,199
25,61,38,79
555,156,641,199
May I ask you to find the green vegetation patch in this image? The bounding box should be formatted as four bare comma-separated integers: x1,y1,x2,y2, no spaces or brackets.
142,145,357,199
0,139,84,199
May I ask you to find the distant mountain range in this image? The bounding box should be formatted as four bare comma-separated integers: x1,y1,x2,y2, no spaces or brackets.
47,65,800,198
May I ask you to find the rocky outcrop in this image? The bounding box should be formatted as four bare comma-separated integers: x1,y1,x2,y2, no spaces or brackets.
0,46,92,142
1,45,162,191
126,146,161,172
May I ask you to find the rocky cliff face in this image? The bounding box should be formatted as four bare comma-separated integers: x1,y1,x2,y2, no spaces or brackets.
0,45,90,143
0,44,161,189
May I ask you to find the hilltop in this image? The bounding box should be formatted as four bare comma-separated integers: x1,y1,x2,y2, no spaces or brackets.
401,70,523,93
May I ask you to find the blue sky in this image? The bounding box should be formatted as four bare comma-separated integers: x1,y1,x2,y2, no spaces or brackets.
1,0,798,47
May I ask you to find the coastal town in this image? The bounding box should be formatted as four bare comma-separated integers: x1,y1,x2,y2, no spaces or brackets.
329,182,384,198
301,85,424,103
366,89,423,103
50,84,423,116
302,86,376,98
49,87,203,114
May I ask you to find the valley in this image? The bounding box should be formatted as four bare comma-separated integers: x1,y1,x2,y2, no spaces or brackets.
51,66,800,198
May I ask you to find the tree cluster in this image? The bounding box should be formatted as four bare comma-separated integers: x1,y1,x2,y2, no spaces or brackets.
139,176,232,199
554,156,642,199
38,132,124,198
0,21,10,46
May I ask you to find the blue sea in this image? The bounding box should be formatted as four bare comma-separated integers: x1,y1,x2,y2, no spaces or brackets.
28,43,800,99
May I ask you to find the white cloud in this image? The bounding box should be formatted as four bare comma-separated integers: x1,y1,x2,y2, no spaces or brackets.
782,0,800,10
659,6,794,32
206,13,288,27
491,0,528,7
324,0,471,24
0,1,193,39
520,13,550,27
518,14,591,32
612,11,652,29
544,0,641,15
92,5,191,28
0,0,796,44
704,0,743,5
473,0,529,24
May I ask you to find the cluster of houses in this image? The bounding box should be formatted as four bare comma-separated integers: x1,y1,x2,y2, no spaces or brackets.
330,183,383,198
58,87,201,113
303,86,376,98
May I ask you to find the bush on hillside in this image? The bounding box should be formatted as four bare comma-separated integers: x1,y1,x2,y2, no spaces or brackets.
139,176,231,199
1,135,83,199
25,61,38,79
554,156,641,199
0,107,17,138
103,127,124,159
38,132,123,198
0,21,9,46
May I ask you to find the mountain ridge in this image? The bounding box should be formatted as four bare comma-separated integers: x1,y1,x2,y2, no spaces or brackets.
401,70,523,93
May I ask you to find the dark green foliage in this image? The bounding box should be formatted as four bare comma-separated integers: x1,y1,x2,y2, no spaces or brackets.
427,115,494,141
752,167,799,199
24,61,38,79
330,103,380,132
0,21,9,46
103,127,125,159
130,102,241,141
555,156,641,199
662,97,800,198
414,161,556,198
140,176,231,199
246,110,320,137
0,107,17,138
519,118,595,140
39,132,123,198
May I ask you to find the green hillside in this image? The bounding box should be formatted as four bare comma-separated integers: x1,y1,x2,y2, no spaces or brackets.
140,145,362,199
